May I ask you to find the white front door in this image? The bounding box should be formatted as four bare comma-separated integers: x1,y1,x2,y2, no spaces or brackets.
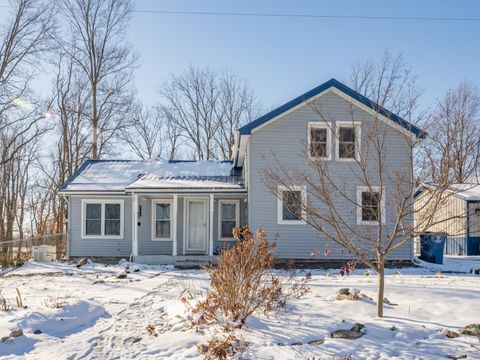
186,199,207,253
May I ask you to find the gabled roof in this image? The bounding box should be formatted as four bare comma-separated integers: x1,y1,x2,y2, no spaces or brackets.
60,159,235,193
237,78,427,138
415,183,480,201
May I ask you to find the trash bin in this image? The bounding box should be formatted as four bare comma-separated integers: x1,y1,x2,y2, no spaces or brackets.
419,233,446,264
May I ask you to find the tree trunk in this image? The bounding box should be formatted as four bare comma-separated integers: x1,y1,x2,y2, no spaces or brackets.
376,257,385,317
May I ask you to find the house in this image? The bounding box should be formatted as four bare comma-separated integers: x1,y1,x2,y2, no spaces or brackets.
60,78,426,264
414,183,480,255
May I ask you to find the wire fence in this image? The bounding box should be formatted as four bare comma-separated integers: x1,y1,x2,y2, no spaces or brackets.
0,233,66,260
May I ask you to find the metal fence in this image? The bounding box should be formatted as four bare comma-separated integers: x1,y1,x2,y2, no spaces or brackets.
0,233,66,260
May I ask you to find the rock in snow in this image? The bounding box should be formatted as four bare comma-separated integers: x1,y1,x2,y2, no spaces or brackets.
331,330,364,340
9,329,23,337
460,324,480,337
76,258,88,268
445,330,459,338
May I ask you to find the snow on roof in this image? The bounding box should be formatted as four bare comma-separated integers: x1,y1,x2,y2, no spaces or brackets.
61,160,235,192
126,174,244,190
446,183,480,200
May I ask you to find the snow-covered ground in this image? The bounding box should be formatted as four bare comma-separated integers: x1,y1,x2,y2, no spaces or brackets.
0,256,479,359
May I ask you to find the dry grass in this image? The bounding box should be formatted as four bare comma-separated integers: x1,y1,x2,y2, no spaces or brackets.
0,250,31,270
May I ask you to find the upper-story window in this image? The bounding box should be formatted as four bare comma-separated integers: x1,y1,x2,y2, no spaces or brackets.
357,186,385,225
277,186,306,224
308,122,332,160
82,199,124,239
336,121,361,161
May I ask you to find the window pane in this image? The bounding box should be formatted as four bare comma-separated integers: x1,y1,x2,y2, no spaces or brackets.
221,220,236,238
221,203,236,220
105,219,120,235
156,204,170,220
86,203,101,219
310,128,328,158
310,142,327,158
156,220,170,238
282,191,302,221
362,191,380,221
339,127,355,142
86,219,101,235
311,128,327,142
105,203,120,220
339,143,355,159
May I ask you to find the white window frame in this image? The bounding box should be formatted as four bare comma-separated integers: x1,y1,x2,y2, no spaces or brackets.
218,200,240,241
152,199,173,241
307,122,332,161
356,186,386,225
277,185,307,225
81,199,124,239
335,121,361,162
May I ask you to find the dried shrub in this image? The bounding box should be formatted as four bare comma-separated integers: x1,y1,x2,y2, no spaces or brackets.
192,226,310,328
0,250,31,270
197,334,247,360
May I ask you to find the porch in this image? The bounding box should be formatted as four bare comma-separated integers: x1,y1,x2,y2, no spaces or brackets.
130,191,247,260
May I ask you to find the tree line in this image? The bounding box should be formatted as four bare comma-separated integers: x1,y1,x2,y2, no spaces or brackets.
0,0,478,243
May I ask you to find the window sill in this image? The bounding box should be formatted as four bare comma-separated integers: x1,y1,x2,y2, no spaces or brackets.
218,237,238,242
277,220,306,225
308,156,331,161
152,238,173,242
357,221,384,226
81,235,124,240
336,157,358,162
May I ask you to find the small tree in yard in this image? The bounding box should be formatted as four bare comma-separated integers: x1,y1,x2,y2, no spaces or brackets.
263,53,458,317
192,226,310,328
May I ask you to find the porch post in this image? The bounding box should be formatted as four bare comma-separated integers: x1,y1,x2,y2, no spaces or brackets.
172,194,178,256
209,194,214,256
132,193,139,256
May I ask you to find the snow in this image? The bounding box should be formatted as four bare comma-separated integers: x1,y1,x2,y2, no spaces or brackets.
447,183,480,200
61,160,234,192
126,174,244,190
0,257,479,359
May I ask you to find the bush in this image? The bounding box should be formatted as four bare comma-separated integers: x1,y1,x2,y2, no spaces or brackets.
0,250,30,271
192,226,310,328
197,334,247,360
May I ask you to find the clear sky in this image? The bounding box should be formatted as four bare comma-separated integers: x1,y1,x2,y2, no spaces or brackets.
1,0,479,113
128,0,480,112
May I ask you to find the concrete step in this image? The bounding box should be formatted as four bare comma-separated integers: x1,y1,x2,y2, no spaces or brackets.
174,260,211,269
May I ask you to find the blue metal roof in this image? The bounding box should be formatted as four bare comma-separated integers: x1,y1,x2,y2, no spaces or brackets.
238,78,427,138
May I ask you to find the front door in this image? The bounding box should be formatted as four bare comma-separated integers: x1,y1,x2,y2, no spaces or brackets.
186,199,207,253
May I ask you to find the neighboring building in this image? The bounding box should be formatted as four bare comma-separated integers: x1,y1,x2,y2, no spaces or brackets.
415,183,480,255
60,78,425,264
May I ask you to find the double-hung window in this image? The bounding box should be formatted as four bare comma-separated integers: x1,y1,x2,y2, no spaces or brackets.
153,200,172,240
357,186,385,225
336,121,361,161
82,200,123,238
218,200,240,240
308,122,331,160
277,186,306,224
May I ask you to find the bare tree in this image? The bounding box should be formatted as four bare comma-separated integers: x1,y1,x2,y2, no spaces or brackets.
119,105,180,160
59,0,137,159
263,53,456,317
422,82,480,183
158,66,259,160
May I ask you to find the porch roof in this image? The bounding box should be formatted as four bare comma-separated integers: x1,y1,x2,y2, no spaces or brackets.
126,174,245,191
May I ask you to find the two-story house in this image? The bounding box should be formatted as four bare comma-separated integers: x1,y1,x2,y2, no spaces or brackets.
59,78,425,264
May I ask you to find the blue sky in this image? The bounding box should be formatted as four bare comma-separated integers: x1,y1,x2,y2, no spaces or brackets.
1,0,479,113
129,0,480,111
